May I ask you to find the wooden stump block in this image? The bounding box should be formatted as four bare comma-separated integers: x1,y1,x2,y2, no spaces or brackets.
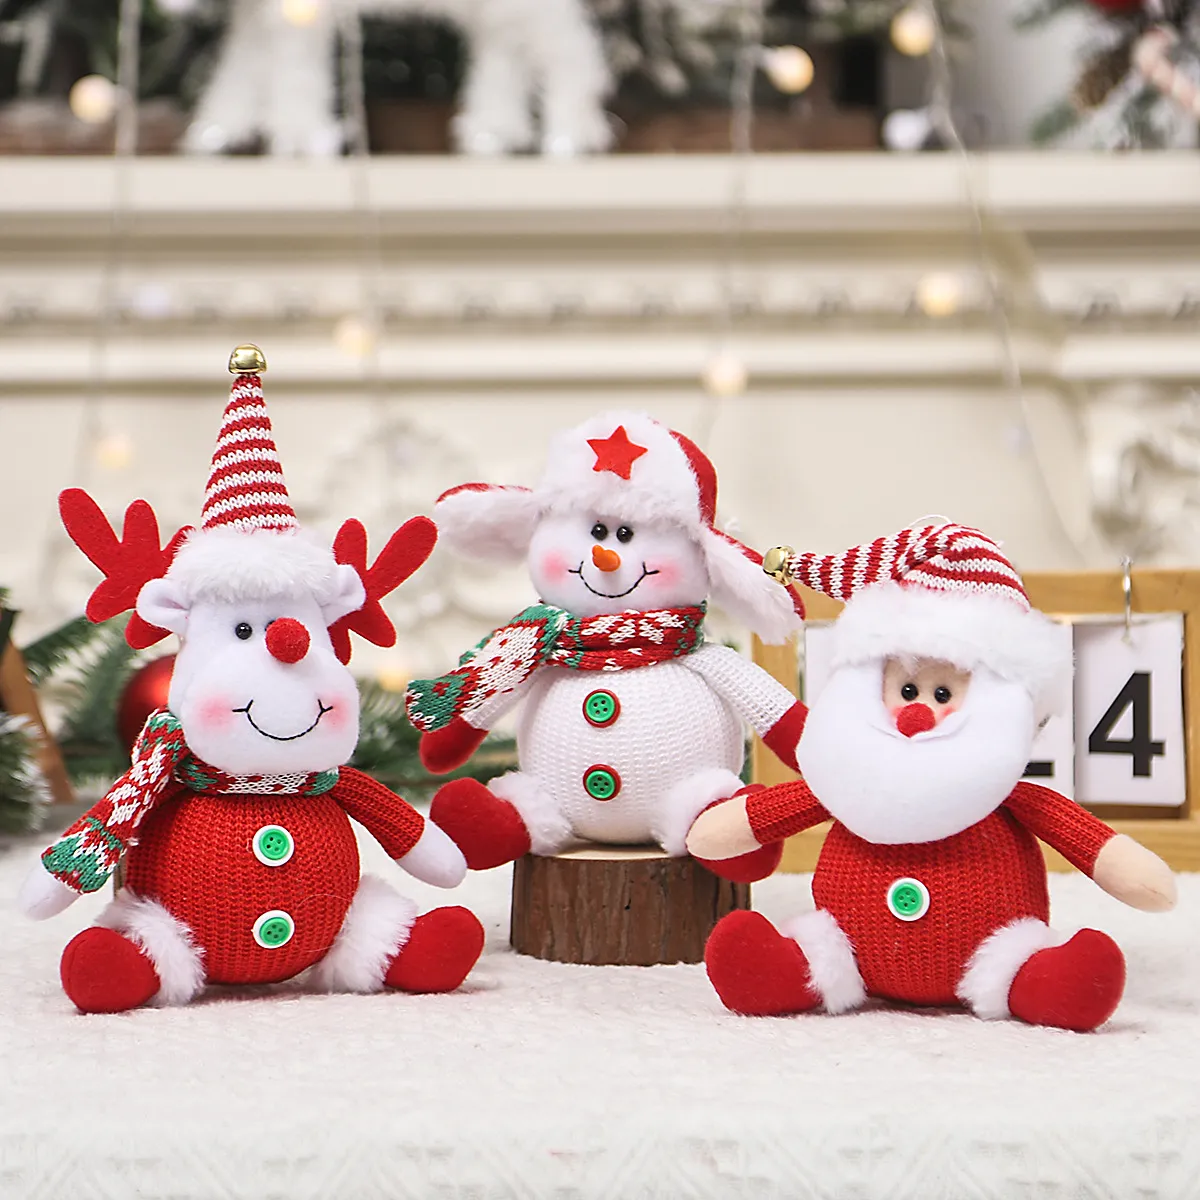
510,844,749,966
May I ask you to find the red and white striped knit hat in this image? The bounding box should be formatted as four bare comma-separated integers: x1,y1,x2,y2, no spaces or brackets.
165,354,351,606
434,411,804,643
789,519,1070,718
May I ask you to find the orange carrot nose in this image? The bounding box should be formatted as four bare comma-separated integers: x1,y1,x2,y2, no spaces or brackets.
592,546,622,572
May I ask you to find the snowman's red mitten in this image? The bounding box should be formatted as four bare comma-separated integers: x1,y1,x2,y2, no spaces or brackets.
760,700,807,774
692,786,784,883
419,718,488,775
1007,929,1126,1032
429,778,532,869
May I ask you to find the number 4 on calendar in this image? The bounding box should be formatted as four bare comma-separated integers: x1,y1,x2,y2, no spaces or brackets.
1074,615,1187,808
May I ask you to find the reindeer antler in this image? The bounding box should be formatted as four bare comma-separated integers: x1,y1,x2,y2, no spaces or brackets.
329,515,438,664
59,488,192,649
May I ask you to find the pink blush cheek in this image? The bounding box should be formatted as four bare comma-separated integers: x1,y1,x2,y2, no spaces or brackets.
538,550,572,583
197,696,236,731
323,704,350,730
646,561,681,589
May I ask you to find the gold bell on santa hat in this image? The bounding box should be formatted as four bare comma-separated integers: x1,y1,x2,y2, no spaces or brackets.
228,344,267,375
762,545,795,585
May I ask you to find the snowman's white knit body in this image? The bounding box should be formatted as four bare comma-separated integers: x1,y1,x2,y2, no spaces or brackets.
419,412,807,859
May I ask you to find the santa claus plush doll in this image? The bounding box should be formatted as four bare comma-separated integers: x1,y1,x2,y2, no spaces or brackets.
18,346,484,1013
405,412,807,882
688,520,1177,1032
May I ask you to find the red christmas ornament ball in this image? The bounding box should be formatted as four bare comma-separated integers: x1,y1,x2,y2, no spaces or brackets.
117,655,175,752
1084,0,1143,10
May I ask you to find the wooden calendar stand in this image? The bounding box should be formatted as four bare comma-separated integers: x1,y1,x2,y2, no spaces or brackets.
752,568,1200,873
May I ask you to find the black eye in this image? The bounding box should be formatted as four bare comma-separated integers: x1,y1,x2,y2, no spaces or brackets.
616,525,634,544
900,682,919,702
235,622,253,641
934,686,952,704
591,522,609,541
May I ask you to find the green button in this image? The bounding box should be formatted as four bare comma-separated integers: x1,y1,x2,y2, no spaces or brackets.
886,877,929,923
583,765,620,801
583,690,620,727
253,824,294,866
253,910,295,949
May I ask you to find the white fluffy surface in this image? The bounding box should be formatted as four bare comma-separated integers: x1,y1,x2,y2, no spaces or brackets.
3,829,1200,1199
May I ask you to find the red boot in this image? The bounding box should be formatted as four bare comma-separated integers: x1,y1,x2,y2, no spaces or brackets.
430,779,532,870
1008,929,1126,1032
60,927,161,1014
692,786,784,883
384,906,485,994
704,910,821,1017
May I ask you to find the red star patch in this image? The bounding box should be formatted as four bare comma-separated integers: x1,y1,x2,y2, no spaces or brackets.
588,426,648,480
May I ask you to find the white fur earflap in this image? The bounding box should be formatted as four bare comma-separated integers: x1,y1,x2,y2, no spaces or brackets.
434,484,541,563
97,890,206,1006
165,526,357,609
832,582,1072,720
704,531,803,645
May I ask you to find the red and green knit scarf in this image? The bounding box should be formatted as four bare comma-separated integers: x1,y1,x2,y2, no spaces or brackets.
42,709,339,895
405,602,705,733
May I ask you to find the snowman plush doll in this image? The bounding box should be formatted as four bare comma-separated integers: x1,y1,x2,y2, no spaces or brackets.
688,520,1178,1032
18,347,484,1013
405,413,807,881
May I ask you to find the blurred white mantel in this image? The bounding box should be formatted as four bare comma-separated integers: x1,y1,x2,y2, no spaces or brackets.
3,153,1200,662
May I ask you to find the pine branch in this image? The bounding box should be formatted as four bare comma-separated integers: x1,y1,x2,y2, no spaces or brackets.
0,714,49,835
22,615,104,687
1030,98,1082,143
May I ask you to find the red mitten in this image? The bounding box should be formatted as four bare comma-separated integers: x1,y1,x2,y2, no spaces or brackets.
419,718,488,774
704,910,821,1016
761,700,807,773
1008,929,1125,1032
60,927,161,1014
429,778,532,870
385,906,485,994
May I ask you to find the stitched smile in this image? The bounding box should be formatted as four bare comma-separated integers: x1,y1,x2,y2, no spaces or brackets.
232,699,332,741
569,563,660,599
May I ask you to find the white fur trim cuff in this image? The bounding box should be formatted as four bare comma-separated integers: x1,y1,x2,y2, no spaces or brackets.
778,909,866,1015
832,583,1073,720
956,917,1066,1020
654,767,745,857
97,891,206,1006
310,875,418,994
490,771,574,856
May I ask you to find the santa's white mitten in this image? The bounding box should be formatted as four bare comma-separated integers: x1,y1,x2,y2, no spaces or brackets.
17,863,81,920
1093,834,1177,912
397,822,468,889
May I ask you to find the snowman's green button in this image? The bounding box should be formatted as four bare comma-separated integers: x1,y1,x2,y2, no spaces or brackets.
253,910,295,949
583,765,621,802
583,690,620,728
886,877,930,922
252,824,294,867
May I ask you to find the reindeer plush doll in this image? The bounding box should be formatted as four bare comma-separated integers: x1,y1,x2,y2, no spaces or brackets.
18,346,484,1014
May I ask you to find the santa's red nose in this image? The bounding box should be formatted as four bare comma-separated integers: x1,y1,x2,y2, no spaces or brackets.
896,703,935,738
266,618,310,664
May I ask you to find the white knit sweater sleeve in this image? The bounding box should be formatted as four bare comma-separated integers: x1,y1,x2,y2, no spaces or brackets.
681,644,797,737
463,678,532,731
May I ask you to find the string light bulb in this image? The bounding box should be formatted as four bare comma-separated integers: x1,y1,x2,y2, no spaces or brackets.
915,272,963,318
94,432,134,471
376,659,409,693
890,5,937,57
702,351,748,398
334,314,375,359
762,46,814,95
882,108,933,152
280,0,320,27
68,75,117,125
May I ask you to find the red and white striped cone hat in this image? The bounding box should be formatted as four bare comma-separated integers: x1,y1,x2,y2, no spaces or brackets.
165,346,358,609
782,519,1070,718
433,411,804,643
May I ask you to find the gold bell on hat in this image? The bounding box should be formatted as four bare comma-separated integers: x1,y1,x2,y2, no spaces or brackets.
228,344,267,375
762,545,796,585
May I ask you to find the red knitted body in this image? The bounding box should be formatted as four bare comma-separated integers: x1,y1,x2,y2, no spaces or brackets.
124,790,361,985
813,813,1051,1006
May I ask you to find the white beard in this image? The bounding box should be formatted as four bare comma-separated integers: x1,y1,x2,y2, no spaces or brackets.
797,662,1037,845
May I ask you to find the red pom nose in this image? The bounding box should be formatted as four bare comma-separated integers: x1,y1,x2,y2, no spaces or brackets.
265,618,310,664
896,703,935,738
